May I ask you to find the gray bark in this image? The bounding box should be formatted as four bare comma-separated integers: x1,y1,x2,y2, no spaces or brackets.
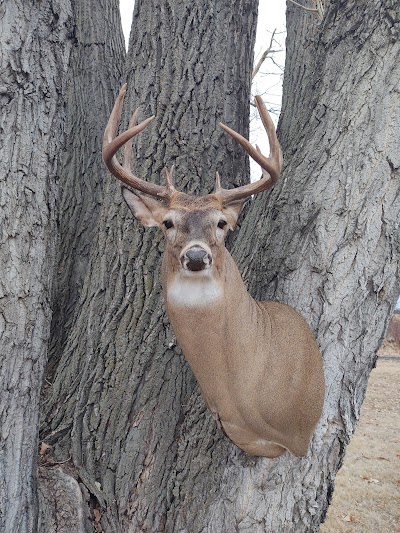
37,467,88,533
0,1,73,531
40,0,400,532
41,0,257,531
47,0,125,371
38,0,126,529
212,1,399,531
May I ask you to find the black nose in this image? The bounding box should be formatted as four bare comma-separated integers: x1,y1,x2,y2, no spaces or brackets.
182,246,211,271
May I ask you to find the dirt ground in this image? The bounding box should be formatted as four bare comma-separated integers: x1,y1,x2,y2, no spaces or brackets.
321,343,400,533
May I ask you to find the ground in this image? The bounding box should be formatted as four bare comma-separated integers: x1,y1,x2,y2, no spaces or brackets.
321,341,400,533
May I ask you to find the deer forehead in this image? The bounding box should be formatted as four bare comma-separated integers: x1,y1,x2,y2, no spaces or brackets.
166,206,225,231
167,192,223,211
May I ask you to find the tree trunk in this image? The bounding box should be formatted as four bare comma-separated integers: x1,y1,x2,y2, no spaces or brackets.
40,0,400,531
0,2,73,531
46,0,125,371
225,1,400,530
41,0,258,531
37,0,125,529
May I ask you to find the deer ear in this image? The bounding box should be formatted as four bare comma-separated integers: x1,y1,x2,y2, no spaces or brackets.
122,187,167,228
222,200,246,229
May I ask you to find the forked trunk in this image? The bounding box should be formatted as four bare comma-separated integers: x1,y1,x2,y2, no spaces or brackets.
40,0,258,530
37,0,399,531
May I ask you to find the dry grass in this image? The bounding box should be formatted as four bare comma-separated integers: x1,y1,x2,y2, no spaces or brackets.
320,347,400,533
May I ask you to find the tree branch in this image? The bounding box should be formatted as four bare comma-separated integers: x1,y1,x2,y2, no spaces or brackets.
252,29,277,80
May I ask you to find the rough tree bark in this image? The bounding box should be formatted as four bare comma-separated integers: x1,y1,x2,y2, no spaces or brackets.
37,0,126,530
47,0,125,370
199,1,399,531
40,0,400,531
0,1,73,531
41,0,257,531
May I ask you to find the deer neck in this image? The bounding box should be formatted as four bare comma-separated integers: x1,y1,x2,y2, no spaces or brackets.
162,248,266,397
162,246,254,319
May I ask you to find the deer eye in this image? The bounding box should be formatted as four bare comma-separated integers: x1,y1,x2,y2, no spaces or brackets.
217,219,227,229
163,219,174,230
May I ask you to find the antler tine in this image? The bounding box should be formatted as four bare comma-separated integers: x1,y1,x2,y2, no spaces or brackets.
217,95,283,204
102,84,169,198
164,165,176,193
214,171,222,192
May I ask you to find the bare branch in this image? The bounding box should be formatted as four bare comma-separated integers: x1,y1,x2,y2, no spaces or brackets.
252,29,276,80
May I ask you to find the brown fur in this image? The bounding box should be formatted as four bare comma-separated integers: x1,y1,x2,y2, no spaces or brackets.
163,245,325,457
166,191,223,210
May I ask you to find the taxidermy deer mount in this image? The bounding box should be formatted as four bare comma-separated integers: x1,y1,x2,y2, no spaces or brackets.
102,84,325,458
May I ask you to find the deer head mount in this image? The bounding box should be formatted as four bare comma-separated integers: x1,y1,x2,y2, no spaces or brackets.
103,85,325,458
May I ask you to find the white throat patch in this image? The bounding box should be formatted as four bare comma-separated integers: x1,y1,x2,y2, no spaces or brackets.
167,272,223,308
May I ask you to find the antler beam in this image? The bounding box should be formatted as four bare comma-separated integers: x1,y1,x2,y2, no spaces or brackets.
102,84,170,198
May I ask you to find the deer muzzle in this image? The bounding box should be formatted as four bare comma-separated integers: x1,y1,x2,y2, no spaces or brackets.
180,245,212,272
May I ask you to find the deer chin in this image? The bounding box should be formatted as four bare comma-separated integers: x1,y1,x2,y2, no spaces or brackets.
167,270,223,308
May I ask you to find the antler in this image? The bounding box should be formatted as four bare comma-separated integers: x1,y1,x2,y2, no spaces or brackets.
103,84,171,198
216,96,283,204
